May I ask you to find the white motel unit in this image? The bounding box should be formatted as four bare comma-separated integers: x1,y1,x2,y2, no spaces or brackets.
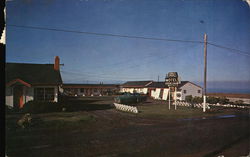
121,80,202,101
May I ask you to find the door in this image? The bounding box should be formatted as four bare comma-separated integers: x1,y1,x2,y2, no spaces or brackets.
13,86,23,109
160,89,164,99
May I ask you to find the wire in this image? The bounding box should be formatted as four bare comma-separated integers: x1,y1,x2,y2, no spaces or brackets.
8,24,250,57
207,42,250,57
61,70,153,80
8,24,203,44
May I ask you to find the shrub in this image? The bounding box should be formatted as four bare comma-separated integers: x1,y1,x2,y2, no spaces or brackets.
17,113,32,128
5,105,13,114
207,96,220,104
185,95,193,103
22,101,63,114
218,97,229,104
234,100,244,106
192,96,203,104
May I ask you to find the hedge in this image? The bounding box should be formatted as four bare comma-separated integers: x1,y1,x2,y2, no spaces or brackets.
21,101,64,114
185,95,229,104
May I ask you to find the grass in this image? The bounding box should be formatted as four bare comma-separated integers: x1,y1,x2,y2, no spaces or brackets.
41,114,96,128
6,111,97,157
5,96,250,157
137,103,239,119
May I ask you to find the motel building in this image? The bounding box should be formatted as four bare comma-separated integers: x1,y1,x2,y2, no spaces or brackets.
120,81,153,94
120,74,202,101
62,84,120,96
5,56,63,109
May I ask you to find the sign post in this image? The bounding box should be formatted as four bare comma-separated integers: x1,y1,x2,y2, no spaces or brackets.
165,72,180,110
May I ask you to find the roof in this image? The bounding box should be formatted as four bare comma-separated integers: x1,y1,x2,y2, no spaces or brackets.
6,63,62,86
147,82,166,88
122,81,153,87
177,81,189,88
147,81,202,89
178,81,202,89
63,83,119,88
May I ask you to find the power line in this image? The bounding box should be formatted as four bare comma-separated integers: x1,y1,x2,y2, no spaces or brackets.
8,24,250,57
61,70,153,80
8,24,203,44
207,42,250,57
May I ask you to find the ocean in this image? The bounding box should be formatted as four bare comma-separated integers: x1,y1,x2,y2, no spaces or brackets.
207,88,250,94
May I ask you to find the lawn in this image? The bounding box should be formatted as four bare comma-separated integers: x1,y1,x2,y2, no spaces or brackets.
5,96,250,157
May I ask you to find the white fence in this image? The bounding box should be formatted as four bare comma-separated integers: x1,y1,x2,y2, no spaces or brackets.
209,103,248,109
174,102,210,109
174,102,249,109
113,103,138,113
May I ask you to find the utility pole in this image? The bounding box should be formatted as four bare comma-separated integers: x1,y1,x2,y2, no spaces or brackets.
169,89,171,110
175,87,177,110
158,75,159,82
203,33,207,112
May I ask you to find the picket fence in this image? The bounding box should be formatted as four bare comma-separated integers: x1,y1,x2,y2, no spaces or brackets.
113,103,138,114
174,101,248,109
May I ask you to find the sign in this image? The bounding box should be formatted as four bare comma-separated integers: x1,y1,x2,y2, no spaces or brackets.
165,72,179,87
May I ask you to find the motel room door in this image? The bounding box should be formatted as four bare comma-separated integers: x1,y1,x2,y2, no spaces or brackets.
13,85,24,109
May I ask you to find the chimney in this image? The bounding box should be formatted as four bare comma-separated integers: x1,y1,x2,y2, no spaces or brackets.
54,56,60,71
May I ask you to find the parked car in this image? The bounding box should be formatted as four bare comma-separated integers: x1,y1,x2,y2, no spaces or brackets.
114,92,147,105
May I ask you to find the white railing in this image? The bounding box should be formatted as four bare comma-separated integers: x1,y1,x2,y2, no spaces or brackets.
113,103,138,114
209,103,248,109
174,102,249,109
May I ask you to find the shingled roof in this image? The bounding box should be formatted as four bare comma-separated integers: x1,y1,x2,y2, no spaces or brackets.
177,81,189,88
63,83,119,88
147,82,166,88
6,63,62,86
146,81,189,88
122,81,153,87
177,81,202,89
122,80,202,89
147,81,201,89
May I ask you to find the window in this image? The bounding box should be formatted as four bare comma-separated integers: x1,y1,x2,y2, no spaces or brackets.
176,93,181,97
34,88,55,101
80,88,84,93
183,90,187,94
198,90,201,93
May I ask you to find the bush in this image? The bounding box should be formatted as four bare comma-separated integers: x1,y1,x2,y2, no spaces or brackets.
22,101,63,114
207,96,220,104
184,96,202,104
234,100,244,106
17,113,32,128
192,96,203,104
218,97,229,104
5,105,13,114
185,95,193,103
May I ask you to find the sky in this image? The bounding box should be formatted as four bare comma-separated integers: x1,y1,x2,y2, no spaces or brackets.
6,0,250,91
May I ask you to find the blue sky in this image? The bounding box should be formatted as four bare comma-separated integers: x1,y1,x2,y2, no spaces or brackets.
6,0,250,90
